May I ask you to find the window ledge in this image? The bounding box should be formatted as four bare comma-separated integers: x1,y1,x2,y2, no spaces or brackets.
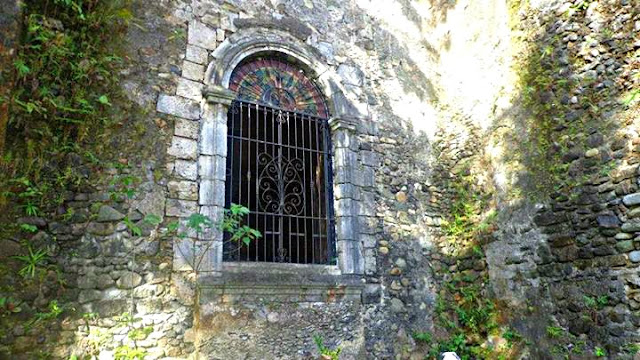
198,262,364,304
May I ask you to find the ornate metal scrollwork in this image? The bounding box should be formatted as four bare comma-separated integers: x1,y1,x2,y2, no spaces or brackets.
257,152,305,216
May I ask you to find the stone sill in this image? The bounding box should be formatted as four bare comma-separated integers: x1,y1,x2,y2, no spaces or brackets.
199,261,364,304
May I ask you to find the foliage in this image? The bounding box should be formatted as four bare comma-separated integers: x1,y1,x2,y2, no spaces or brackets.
0,297,22,315
413,331,432,344
313,335,342,360
32,300,63,324
12,245,48,278
546,326,563,338
1,0,132,215
114,345,146,360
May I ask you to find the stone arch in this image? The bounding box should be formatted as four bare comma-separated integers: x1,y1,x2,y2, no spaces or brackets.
189,26,368,276
203,27,340,116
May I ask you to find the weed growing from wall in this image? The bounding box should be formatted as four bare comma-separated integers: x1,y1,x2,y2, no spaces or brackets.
0,0,132,215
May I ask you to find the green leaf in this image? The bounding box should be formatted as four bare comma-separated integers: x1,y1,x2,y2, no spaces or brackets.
97,95,112,106
242,237,251,246
20,223,38,233
14,59,30,76
143,214,162,226
167,221,179,232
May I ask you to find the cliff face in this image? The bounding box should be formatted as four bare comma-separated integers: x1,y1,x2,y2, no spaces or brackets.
0,0,638,359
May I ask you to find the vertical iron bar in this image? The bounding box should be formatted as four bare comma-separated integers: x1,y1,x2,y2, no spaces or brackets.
308,114,316,264
247,103,252,261
238,103,242,261
262,104,268,262
273,108,279,262
227,102,236,259
314,114,324,263
254,103,259,261
322,119,335,264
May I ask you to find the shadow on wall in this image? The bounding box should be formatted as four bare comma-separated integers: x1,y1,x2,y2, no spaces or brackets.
485,1,640,357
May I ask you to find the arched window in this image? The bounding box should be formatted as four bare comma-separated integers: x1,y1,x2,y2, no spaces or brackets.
223,55,335,264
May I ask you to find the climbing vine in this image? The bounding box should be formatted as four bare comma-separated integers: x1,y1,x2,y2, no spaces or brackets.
0,0,133,215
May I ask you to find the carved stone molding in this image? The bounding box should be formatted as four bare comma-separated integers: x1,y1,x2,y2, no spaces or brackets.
204,84,236,105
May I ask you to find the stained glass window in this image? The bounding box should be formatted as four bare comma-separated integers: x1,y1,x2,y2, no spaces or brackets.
229,58,329,118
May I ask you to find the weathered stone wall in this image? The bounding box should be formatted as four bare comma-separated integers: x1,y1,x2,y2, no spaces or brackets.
2,0,639,359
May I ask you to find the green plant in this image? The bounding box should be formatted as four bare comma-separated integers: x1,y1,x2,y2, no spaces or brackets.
12,245,48,278
594,346,605,357
114,345,146,360
1,0,133,222
503,328,522,347
413,331,432,344
546,326,563,338
313,335,342,360
0,297,22,315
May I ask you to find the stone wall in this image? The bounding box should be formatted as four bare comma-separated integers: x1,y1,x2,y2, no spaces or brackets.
1,0,639,359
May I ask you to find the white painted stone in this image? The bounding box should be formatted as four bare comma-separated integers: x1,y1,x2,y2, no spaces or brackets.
182,61,205,82
165,199,198,217
200,118,227,156
188,20,217,50
220,12,238,32
199,205,224,241
157,94,200,120
336,216,358,240
198,155,226,180
174,160,198,180
199,179,225,206
337,64,365,86
168,136,198,160
185,44,208,64
176,77,204,101
337,240,364,275
216,28,225,42
174,118,199,140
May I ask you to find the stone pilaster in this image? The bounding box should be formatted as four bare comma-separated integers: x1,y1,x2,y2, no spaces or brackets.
329,116,366,275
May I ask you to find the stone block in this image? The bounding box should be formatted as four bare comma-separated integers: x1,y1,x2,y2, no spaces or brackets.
623,193,640,206
116,271,142,289
334,183,360,200
334,198,358,217
629,251,640,263
185,44,208,64
336,216,358,240
96,205,125,222
198,155,226,180
176,77,204,101
182,60,205,82
174,160,197,180
201,118,227,156
168,137,198,160
337,240,364,274
334,148,357,168
174,118,199,139
199,179,225,206
174,238,221,271
360,150,379,167
597,214,621,229
188,20,217,50
199,205,223,240
167,180,198,200
166,199,198,217
157,94,200,120
353,167,375,187
622,221,640,233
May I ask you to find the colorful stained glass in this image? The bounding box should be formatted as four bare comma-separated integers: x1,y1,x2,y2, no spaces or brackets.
229,58,329,118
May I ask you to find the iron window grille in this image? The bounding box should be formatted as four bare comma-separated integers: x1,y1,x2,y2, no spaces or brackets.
223,100,336,264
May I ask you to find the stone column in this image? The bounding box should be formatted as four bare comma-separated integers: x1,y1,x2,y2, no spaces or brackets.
330,116,364,275
197,85,235,273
